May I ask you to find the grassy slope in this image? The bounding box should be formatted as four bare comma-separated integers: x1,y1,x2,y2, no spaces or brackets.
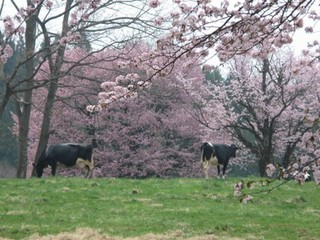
0,177,319,240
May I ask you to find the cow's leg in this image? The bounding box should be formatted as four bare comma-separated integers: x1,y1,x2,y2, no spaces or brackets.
50,161,57,176
76,158,94,179
83,166,93,179
86,166,93,179
202,161,210,179
76,158,87,178
84,166,90,178
217,165,221,178
87,158,94,179
85,159,94,178
221,163,228,179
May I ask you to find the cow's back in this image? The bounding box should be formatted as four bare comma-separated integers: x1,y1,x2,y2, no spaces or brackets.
213,144,237,163
47,144,78,166
69,144,93,161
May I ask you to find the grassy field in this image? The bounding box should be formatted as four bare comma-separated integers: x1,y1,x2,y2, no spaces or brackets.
0,177,319,240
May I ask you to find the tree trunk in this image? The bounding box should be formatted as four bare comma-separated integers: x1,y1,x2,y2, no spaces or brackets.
31,76,59,176
258,154,270,177
258,119,274,177
16,10,37,178
0,84,12,118
282,140,299,168
32,0,72,177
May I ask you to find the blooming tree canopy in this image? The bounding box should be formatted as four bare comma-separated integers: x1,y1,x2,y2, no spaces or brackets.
197,51,320,180
19,42,208,178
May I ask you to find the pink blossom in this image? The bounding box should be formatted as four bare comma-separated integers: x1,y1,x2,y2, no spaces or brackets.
127,84,134,90
114,86,128,96
98,92,113,100
313,167,320,185
45,0,53,9
91,0,101,9
294,171,307,184
170,11,180,19
305,27,313,33
0,45,13,64
59,37,69,46
117,61,128,69
17,7,28,19
70,13,78,26
294,18,303,28
155,17,164,26
101,81,116,91
82,13,89,20
26,6,36,14
266,163,276,177
137,81,144,86
86,105,97,113
149,0,160,8
233,182,243,196
314,149,320,158
3,16,15,36
125,73,140,81
179,3,191,14
241,195,253,203
98,98,112,107
115,75,126,85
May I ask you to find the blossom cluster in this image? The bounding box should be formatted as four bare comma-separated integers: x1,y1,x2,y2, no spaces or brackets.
150,0,315,62
234,181,243,197
70,0,102,27
0,0,56,64
240,195,253,204
59,32,81,46
266,163,277,177
95,73,151,111
0,45,13,63
149,0,160,8
265,162,320,185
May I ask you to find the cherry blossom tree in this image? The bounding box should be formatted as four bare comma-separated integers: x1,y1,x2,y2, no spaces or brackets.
145,0,320,183
21,42,207,178
95,57,206,178
197,51,320,178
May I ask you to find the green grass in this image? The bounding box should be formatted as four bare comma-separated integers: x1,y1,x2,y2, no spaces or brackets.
0,177,319,239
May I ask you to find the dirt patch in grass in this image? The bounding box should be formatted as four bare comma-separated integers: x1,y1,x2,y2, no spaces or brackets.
11,228,243,240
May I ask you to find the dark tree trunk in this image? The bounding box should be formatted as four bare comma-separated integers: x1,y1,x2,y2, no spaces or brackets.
16,9,37,178
0,85,12,118
32,0,72,177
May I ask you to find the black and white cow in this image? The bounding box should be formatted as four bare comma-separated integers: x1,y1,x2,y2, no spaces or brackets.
200,142,238,179
34,143,95,178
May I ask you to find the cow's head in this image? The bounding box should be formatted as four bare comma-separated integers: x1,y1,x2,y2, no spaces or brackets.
33,163,44,178
230,144,238,157
91,138,98,148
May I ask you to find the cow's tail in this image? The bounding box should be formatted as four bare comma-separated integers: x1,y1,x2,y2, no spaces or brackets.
200,143,206,162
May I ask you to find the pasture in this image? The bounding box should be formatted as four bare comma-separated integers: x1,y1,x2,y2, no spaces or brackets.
0,177,319,240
